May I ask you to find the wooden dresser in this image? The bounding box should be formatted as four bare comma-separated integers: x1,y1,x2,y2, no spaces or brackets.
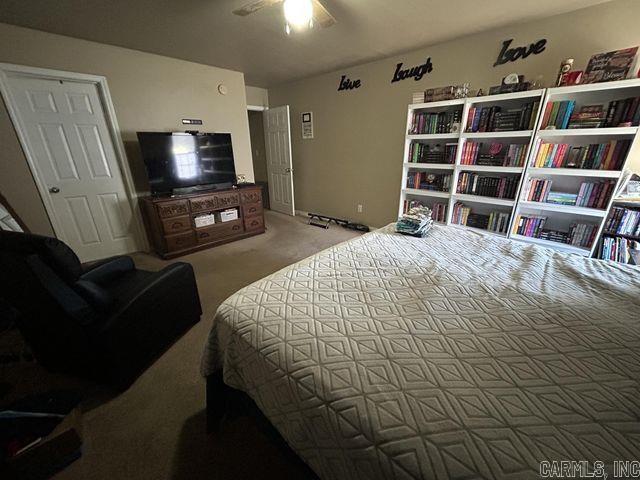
140,186,265,259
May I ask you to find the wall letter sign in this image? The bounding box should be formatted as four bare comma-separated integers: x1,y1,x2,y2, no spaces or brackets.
494,39,547,66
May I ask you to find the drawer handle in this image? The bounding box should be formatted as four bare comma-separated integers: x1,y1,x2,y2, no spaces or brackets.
199,232,210,238
251,221,259,226
172,222,183,229
249,207,257,213
232,225,240,230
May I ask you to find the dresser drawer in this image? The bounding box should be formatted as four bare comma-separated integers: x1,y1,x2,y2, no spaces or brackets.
242,202,263,218
165,231,195,251
161,215,192,234
244,215,264,232
240,189,262,205
157,200,189,218
196,219,243,244
190,192,240,213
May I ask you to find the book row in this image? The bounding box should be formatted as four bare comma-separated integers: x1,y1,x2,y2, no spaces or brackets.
514,215,598,248
605,207,640,237
456,173,519,199
523,179,615,209
460,142,528,167
409,110,462,135
407,142,457,164
525,180,587,206
541,96,640,130
599,236,640,264
532,139,630,170
406,172,452,191
465,101,539,133
451,202,510,234
575,180,616,208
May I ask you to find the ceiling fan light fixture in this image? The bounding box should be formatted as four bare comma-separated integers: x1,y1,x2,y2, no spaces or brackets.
283,0,313,31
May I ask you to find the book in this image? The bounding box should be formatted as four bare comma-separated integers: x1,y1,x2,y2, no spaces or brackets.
532,140,630,170
465,101,537,133
409,110,462,134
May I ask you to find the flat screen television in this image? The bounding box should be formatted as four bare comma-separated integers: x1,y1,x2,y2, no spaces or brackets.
137,132,236,194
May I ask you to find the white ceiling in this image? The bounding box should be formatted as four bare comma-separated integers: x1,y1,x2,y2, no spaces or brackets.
0,0,610,87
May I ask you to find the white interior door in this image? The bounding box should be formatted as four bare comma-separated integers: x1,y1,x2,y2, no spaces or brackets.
3,73,138,262
263,105,295,215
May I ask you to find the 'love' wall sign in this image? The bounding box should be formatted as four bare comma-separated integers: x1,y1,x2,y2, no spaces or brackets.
338,75,361,91
391,58,433,83
494,39,547,66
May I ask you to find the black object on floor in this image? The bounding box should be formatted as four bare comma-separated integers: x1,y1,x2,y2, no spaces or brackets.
307,213,370,232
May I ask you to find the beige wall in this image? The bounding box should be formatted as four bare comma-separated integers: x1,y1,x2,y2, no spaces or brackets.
270,0,640,227
248,111,268,183
246,86,269,108
0,23,254,236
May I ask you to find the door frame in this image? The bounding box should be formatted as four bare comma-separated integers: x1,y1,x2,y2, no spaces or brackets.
0,62,147,250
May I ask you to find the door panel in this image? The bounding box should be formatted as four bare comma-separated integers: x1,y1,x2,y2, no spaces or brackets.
263,105,294,216
5,74,137,261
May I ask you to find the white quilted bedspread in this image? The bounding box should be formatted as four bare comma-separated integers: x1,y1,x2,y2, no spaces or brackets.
201,224,640,479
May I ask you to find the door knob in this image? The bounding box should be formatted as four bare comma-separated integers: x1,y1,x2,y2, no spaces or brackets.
49,187,60,194
285,167,292,173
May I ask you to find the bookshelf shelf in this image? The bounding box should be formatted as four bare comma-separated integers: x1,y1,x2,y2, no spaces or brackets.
603,230,640,241
462,130,533,139
453,193,515,207
403,162,455,170
450,224,507,237
399,79,640,255
537,127,638,138
518,201,607,217
510,234,591,255
458,165,524,173
466,89,545,104
409,98,466,110
402,188,451,199
407,133,459,140
527,167,621,178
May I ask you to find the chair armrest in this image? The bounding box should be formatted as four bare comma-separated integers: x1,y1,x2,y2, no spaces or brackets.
95,262,202,385
80,256,134,284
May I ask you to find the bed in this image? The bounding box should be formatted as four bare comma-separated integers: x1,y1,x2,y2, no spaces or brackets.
201,224,640,479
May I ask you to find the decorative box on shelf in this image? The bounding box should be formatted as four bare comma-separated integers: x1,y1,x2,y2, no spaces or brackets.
194,214,216,228
220,209,239,222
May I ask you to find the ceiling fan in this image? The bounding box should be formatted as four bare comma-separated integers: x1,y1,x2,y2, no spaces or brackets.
233,0,337,34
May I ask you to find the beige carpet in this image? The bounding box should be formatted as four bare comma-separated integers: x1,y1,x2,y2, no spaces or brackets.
46,210,361,480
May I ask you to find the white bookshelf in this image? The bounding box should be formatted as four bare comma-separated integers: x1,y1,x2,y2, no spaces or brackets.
511,78,640,256
398,89,543,235
398,78,640,255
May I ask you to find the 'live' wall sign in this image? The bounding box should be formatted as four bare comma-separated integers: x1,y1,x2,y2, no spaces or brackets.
494,38,547,66
338,75,361,91
391,58,433,83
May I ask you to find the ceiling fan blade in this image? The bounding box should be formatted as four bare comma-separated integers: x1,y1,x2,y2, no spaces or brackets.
233,0,283,16
312,0,337,28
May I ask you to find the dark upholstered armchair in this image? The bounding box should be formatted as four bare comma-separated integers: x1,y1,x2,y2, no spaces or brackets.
0,231,202,389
